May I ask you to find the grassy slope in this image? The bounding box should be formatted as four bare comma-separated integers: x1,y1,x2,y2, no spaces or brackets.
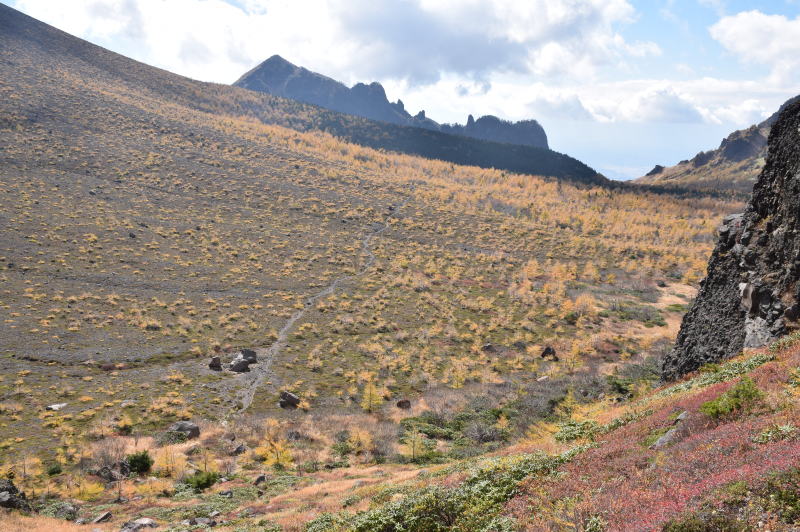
0,5,773,531
5,336,799,531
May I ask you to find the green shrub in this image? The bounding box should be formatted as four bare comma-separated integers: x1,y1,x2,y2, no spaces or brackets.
306,512,346,532
656,354,773,398
184,471,220,492
699,377,763,419
662,513,749,531
126,450,154,475
758,469,800,522
752,423,797,444
769,331,800,353
554,419,600,442
349,445,592,532
46,463,62,476
157,430,188,446
606,375,633,396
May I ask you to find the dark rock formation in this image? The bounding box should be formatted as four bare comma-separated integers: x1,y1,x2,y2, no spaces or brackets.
645,165,665,176
241,348,257,364
228,355,250,373
540,346,558,361
0,479,31,512
278,390,300,409
234,55,548,149
663,99,800,380
167,420,200,439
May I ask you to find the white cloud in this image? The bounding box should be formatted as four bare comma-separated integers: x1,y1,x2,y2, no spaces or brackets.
11,0,658,86
527,93,596,122
618,87,706,123
711,10,800,84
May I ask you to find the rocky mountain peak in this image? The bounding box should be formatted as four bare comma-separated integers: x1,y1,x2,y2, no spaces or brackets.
663,98,800,379
234,56,548,149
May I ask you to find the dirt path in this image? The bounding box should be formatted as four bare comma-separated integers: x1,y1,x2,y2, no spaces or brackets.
228,191,414,418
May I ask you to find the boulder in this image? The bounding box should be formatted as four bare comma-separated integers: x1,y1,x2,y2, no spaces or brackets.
120,518,158,531
0,479,31,512
46,402,67,411
167,421,200,439
241,349,258,364
229,356,250,373
46,501,79,521
208,356,222,371
181,517,216,527
278,391,300,409
95,465,123,482
396,399,411,409
254,474,267,486
229,443,247,456
650,428,680,449
92,511,113,524
540,346,558,361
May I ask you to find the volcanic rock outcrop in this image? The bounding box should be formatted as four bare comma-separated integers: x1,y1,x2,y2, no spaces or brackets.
663,98,800,380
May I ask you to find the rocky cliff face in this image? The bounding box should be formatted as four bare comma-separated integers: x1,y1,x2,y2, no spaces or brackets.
663,99,800,380
234,55,548,149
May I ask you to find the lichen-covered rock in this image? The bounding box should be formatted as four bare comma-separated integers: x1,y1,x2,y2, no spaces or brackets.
664,98,800,380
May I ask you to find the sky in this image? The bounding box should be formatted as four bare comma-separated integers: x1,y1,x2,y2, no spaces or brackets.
5,0,800,179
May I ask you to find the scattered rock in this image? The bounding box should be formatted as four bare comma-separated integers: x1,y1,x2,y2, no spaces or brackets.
46,501,79,521
218,489,233,498
241,349,258,363
92,511,113,524
230,443,247,456
536,375,549,382
396,399,411,409
181,517,216,527
286,430,306,441
94,465,123,482
228,355,250,373
167,421,200,439
540,346,558,361
481,343,496,353
208,356,222,371
0,479,31,512
650,428,680,449
278,391,300,409
674,411,688,424
46,402,67,411
120,517,158,531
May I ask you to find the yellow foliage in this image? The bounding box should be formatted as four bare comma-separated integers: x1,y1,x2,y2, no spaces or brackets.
133,478,174,498
153,447,187,478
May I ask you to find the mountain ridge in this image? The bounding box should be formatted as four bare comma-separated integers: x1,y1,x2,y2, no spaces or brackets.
636,94,800,192
234,54,549,150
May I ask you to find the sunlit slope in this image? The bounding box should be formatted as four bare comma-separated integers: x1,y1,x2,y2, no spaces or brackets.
0,2,740,457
